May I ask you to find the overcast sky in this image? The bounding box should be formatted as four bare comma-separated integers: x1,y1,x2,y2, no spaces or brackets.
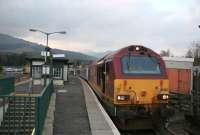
0,0,200,56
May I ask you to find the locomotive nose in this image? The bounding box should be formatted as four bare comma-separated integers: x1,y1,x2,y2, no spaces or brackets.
114,79,169,105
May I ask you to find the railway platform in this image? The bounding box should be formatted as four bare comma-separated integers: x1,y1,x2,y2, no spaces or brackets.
53,76,120,135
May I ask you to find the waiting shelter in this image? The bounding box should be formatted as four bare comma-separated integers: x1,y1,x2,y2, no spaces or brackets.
26,55,69,86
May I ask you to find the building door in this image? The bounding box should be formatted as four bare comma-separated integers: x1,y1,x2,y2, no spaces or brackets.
63,65,68,81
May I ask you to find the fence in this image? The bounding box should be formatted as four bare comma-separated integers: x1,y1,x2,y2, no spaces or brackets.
0,80,54,135
192,68,200,120
35,80,54,135
169,92,191,114
0,76,15,95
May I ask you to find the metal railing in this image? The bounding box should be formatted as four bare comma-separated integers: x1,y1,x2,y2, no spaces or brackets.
0,95,35,134
0,76,15,95
0,80,54,135
31,128,35,135
193,70,200,119
35,80,54,135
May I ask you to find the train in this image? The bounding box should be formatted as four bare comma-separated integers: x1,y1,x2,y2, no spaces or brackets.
80,45,170,130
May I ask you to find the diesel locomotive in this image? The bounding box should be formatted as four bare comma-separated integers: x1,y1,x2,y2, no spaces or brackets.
80,45,170,130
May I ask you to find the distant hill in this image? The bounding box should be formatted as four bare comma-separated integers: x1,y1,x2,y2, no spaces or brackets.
0,33,96,61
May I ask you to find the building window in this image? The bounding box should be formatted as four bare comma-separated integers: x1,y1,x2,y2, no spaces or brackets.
53,67,62,79
32,66,42,78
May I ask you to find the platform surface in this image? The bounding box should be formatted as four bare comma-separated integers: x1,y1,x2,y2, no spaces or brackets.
53,76,120,135
53,77,91,135
80,78,120,135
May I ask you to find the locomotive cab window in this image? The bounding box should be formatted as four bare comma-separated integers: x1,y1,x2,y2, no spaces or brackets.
121,56,161,75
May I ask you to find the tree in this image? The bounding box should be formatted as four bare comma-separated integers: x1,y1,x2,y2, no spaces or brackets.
185,49,193,58
185,42,200,58
160,49,173,57
0,52,27,66
185,42,200,65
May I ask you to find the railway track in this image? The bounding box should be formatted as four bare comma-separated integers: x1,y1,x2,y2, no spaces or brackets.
121,129,158,135
121,129,173,135
121,127,193,135
165,127,195,135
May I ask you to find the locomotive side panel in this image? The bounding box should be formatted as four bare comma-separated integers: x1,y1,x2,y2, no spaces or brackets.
105,62,115,100
89,62,115,102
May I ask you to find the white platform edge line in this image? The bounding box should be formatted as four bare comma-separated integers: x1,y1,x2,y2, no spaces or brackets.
80,78,121,135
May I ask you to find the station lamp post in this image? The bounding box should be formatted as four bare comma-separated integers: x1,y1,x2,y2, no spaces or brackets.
29,29,66,86
198,25,200,58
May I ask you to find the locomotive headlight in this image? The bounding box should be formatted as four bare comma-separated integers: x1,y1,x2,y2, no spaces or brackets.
135,46,140,51
157,94,169,100
117,95,129,101
162,94,167,100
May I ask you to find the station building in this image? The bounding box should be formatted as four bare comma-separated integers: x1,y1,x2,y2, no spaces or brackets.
26,55,69,86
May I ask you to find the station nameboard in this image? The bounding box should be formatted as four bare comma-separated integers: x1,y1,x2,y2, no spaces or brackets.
41,51,50,57
53,54,65,58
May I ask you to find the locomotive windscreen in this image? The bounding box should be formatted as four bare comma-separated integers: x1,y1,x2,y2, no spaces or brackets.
121,56,161,74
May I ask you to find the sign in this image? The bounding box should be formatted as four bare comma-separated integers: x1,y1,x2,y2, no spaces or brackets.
41,51,50,57
53,54,65,58
32,61,44,66
42,65,50,75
